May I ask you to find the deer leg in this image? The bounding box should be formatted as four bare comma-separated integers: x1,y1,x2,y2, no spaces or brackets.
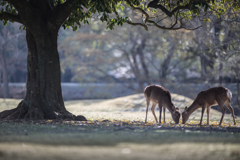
163,107,166,123
199,105,206,125
224,102,236,125
218,103,226,126
145,97,150,123
151,103,158,123
158,105,162,124
207,106,210,125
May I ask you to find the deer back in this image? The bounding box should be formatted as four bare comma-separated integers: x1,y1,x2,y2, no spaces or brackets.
195,87,230,106
144,85,174,107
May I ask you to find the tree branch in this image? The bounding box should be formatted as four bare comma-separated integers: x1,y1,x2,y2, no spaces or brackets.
113,2,148,31
147,0,193,17
126,20,148,31
3,0,25,11
0,12,22,24
125,0,203,30
51,0,76,28
147,0,210,17
148,18,202,30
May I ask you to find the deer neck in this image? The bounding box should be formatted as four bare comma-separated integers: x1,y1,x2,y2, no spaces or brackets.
186,101,201,117
166,102,175,114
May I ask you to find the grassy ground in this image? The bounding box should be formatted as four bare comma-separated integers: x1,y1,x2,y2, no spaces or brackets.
0,94,240,160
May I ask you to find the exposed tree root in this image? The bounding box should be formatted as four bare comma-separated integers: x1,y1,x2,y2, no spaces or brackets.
0,100,87,121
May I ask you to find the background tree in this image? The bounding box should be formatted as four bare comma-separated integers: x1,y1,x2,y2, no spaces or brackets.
58,23,119,83
0,22,26,98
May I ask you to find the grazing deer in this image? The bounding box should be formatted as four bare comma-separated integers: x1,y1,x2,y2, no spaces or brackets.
144,85,180,124
182,87,236,126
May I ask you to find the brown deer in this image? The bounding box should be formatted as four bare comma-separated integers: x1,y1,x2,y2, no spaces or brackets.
182,87,236,126
144,85,180,124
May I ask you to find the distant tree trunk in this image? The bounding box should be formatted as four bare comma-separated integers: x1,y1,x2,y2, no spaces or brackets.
237,78,240,108
234,68,240,108
158,36,175,86
195,21,215,87
122,34,146,92
137,38,151,85
132,51,144,91
217,51,223,86
161,37,175,79
212,19,223,86
198,36,207,79
196,24,211,83
222,21,229,51
0,43,10,98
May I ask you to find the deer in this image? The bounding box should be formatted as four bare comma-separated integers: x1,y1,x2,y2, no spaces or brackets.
182,87,236,126
144,85,180,124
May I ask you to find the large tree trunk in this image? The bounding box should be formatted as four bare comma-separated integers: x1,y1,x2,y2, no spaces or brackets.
0,0,86,121
0,28,86,121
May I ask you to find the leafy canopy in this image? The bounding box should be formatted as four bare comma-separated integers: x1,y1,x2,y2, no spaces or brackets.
0,0,239,31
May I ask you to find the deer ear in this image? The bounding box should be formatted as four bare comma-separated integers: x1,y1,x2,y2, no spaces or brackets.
184,106,188,112
176,107,179,111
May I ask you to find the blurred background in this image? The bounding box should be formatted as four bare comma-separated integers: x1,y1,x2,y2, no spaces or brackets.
0,12,240,111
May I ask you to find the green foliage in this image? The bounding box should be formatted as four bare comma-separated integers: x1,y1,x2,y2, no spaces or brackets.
0,2,17,24
1,0,240,30
203,18,211,23
1,0,240,86
61,0,126,31
106,17,128,30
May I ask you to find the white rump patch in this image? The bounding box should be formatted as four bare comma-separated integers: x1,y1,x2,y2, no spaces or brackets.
226,89,232,99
